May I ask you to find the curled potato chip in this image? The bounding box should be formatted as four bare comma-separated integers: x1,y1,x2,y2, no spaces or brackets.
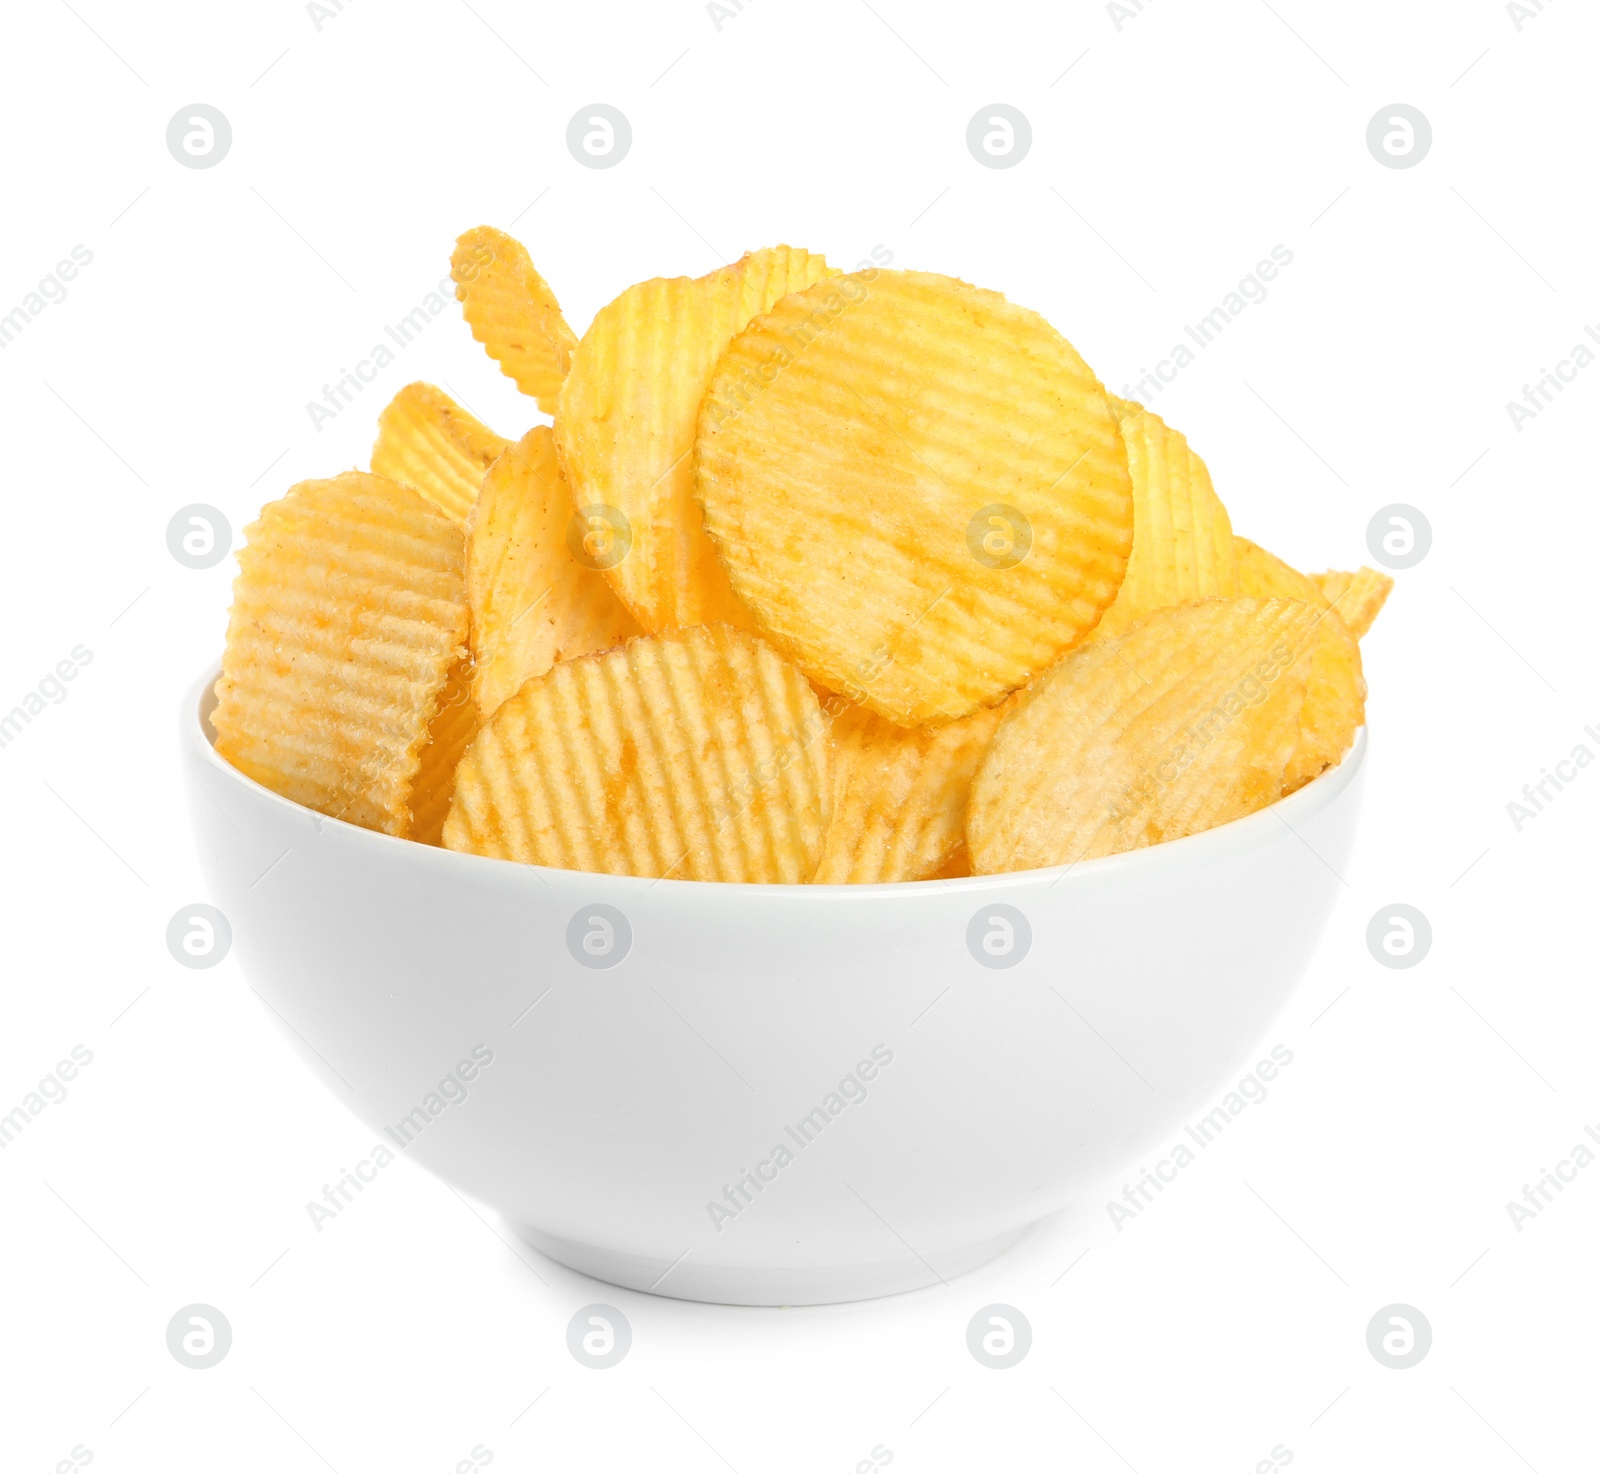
811,699,1007,884
1311,566,1393,640
371,381,511,523
695,269,1133,727
452,226,577,413
1234,537,1365,791
213,472,468,836
556,246,836,634
968,599,1317,872
1094,398,1238,638
467,426,640,717
444,624,829,882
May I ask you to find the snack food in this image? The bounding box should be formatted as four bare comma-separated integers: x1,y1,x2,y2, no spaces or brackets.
212,228,1390,881
556,245,836,634
695,269,1133,726
212,472,468,837
370,381,511,524
466,426,640,717
452,226,577,413
967,599,1317,873
443,624,829,882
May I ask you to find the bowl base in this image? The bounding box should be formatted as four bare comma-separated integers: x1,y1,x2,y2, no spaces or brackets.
511,1222,1037,1306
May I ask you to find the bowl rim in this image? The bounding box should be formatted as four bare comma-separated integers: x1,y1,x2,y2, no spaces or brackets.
185,663,1365,899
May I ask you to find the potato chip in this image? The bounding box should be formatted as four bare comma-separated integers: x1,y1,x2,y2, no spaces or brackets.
443,624,829,882
1094,398,1238,638
556,246,836,634
1234,538,1365,791
371,381,511,523
1311,566,1393,640
811,699,1007,884
213,472,469,836
695,269,1134,727
467,426,640,717
452,226,578,413
967,599,1317,872
407,657,479,845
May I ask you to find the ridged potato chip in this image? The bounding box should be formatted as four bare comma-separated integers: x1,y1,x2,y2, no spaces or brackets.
556,246,836,634
811,699,1006,884
1311,566,1393,639
467,426,640,717
371,381,511,523
968,599,1317,872
408,657,479,845
213,472,469,837
695,269,1134,727
452,226,578,413
444,624,829,882
1234,537,1365,791
1094,398,1238,638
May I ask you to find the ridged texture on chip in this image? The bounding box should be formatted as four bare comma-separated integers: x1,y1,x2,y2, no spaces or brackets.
811,699,1006,884
452,226,578,413
443,624,829,882
1095,398,1238,638
555,246,837,634
1235,538,1366,792
968,599,1317,872
467,426,640,717
408,657,479,845
1311,567,1393,640
371,381,511,523
213,472,469,836
695,269,1134,727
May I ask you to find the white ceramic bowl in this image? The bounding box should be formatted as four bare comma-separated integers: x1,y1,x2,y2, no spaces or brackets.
183,667,1365,1305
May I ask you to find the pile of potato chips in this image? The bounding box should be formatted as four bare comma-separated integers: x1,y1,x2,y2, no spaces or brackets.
212,228,1391,883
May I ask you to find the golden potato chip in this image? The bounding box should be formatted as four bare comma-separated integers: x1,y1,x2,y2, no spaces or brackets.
213,472,469,836
811,699,1006,884
444,624,829,882
1234,538,1365,791
371,381,511,523
407,657,479,845
467,426,640,717
1094,398,1238,638
926,846,972,880
555,246,836,635
695,269,1134,727
967,599,1317,872
452,226,578,414
1311,566,1393,639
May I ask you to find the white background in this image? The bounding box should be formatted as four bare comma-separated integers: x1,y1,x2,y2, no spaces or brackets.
2,0,1597,1469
